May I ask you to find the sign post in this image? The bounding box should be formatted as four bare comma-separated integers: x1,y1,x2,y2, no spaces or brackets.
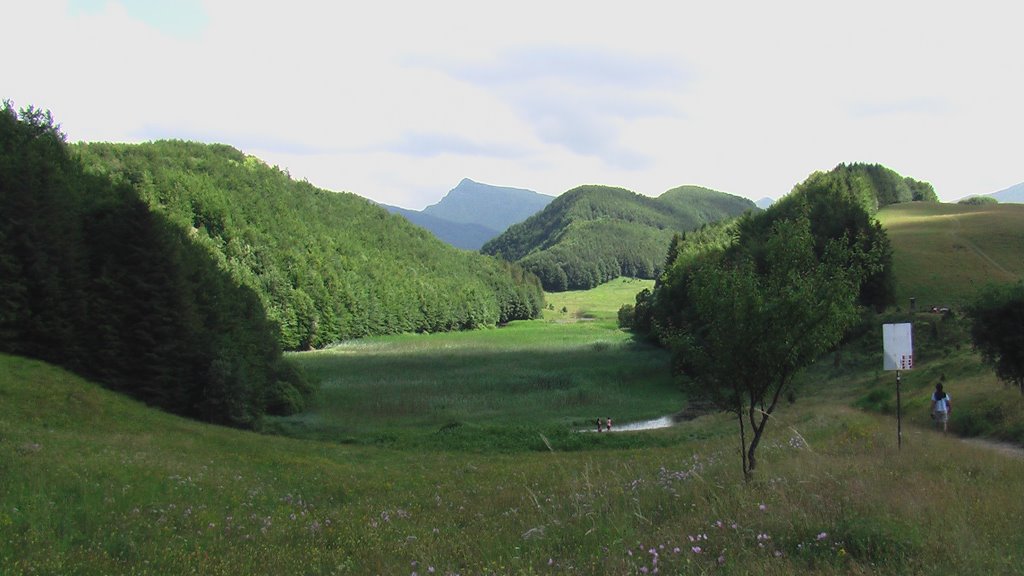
883,323,914,449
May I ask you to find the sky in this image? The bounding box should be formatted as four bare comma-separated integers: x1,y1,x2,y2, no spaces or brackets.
5,1,1022,209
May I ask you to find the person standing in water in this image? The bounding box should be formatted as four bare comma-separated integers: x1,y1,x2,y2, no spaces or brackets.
931,383,952,434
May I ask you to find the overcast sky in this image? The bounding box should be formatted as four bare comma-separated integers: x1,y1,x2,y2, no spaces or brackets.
5,1,1021,208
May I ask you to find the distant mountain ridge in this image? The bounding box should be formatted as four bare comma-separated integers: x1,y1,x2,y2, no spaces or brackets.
482,184,756,291
423,178,555,231
386,179,555,250
381,204,497,250
989,182,1024,203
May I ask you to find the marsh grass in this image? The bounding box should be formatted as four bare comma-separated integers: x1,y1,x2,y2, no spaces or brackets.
266,318,682,450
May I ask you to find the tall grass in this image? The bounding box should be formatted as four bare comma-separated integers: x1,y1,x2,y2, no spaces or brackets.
4,353,1024,575
5,278,1024,574
267,317,682,451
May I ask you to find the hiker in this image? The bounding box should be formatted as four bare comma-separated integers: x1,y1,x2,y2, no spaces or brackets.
596,417,603,432
606,417,612,431
931,383,952,433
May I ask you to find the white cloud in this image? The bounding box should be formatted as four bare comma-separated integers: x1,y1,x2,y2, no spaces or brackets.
3,0,1021,207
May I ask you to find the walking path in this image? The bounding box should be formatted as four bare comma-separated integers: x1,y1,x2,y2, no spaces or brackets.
949,214,1013,277
961,436,1024,460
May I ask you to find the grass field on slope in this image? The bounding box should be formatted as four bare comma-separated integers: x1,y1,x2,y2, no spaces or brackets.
542,277,654,325
5,278,1024,574
878,202,1024,308
6,344,1024,575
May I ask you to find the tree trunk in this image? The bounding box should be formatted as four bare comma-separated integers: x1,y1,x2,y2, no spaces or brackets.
738,410,751,481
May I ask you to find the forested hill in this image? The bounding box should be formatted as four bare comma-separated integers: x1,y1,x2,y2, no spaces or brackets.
481,184,755,291
1,105,305,428
630,162,933,353
74,141,544,351
796,163,938,210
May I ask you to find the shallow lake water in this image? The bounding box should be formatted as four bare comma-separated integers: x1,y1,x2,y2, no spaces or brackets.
585,415,675,432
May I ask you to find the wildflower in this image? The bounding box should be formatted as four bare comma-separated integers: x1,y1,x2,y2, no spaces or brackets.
548,558,554,566
673,547,680,554
717,554,726,566
758,503,767,511
691,546,702,554
816,532,828,541
774,550,784,558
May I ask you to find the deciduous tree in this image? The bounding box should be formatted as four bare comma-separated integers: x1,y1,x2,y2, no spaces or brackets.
967,282,1024,394
673,217,862,479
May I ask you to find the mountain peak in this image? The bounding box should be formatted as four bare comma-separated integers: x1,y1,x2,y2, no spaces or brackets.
422,180,554,231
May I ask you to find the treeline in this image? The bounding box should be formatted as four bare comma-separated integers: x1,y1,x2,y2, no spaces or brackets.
799,162,938,210
0,103,306,427
517,220,674,291
482,184,755,291
631,163,931,342
74,140,544,350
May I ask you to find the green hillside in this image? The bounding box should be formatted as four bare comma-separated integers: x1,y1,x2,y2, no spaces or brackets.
878,202,1024,307
1,105,302,427
633,162,933,364
6,318,1024,574
481,184,755,291
74,141,544,350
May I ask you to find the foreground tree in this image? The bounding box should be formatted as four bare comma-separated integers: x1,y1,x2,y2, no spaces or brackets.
672,217,863,479
966,282,1024,394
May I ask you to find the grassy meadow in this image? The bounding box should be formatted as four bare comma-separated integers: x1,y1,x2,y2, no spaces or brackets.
877,202,1024,308
263,278,668,451
5,277,1024,574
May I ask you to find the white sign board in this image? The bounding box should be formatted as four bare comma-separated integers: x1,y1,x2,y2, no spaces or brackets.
882,323,913,370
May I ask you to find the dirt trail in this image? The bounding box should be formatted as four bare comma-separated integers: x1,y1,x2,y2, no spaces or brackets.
949,214,1013,277
960,436,1024,460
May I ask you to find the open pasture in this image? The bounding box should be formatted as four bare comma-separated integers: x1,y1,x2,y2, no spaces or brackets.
878,202,1024,308
5,279,1024,574
5,350,1024,575
267,281,677,451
